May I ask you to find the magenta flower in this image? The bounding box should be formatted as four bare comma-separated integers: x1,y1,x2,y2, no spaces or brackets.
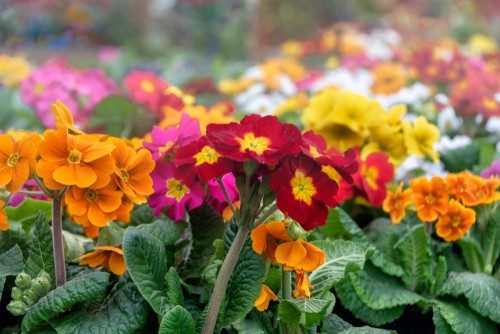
8,180,49,207
207,173,239,214
143,114,201,161
481,158,500,178
149,161,205,221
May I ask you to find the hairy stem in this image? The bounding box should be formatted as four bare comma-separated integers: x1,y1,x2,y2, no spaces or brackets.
52,193,66,287
216,178,238,221
202,228,249,334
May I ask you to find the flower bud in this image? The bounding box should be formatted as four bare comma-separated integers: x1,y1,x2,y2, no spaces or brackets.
11,287,23,301
32,277,50,298
7,300,27,316
22,289,39,306
15,273,32,290
37,270,52,282
286,220,310,240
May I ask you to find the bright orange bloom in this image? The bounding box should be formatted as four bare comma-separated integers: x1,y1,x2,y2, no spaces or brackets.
253,285,278,311
294,272,313,298
76,245,126,275
36,130,115,190
382,182,413,224
251,221,291,264
410,176,449,222
65,181,123,227
436,200,475,242
109,138,154,204
114,196,134,223
275,239,326,272
461,175,500,206
83,225,99,239
0,199,9,231
222,200,240,222
52,100,83,134
0,134,37,193
444,172,476,203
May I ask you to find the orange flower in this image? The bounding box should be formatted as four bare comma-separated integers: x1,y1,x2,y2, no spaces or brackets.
114,196,134,223
222,200,240,222
251,221,291,264
253,285,278,311
382,182,413,224
461,175,500,206
52,100,83,134
410,176,449,222
83,225,99,239
0,199,9,231
444,172,476,203
0,134,37,193
76,245,126,275
371,62,406,95
275,239,326,272
436,199,475,242
294,272,313,298
65,181,123,227
109,138,154,204
36,129,115,190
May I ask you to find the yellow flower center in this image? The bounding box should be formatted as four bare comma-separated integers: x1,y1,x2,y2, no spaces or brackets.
362,166,379,190
194,146,221,166
290,170,317,205
34,82,45,96
166,178,190,201
483,98,497,110
159,142,174,155
451,216,461,227
309,146,321,158
7,153,19,167
68,150,82,164
120,169,130,183
425,195,435,204
85,189,98,203
237,133,270,155
140,80,155,93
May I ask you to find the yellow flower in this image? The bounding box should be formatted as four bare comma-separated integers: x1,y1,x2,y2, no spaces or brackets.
0,54,32,88
403,116,440,162
218,78,257,95
467,34,497,54
274,92,308,116
363,125,407,165
281,40,304,57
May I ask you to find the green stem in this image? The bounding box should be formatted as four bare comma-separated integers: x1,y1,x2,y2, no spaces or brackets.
52,193,66,287
16,190,45,196
281,268,296,334
202,228,249,334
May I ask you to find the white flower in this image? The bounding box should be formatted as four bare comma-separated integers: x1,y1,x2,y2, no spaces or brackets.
373,83,431,109
486,116,500,133
437,107,462,133
395,156,448,182
433,135,471,153
310,68,373,96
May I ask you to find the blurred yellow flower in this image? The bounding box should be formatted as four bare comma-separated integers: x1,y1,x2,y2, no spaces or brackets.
218,78,257,95
467,34,497,54
403,116,440,162
0,54,32,88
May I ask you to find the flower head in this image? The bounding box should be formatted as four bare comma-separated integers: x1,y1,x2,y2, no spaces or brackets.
254,285,278,311
355,152,394,207
76,245,126,275
0,134,37,193
410,176,449,222
382,182,413,223
436,199,475,242
371,62,406,95
294,272,313,298
275,238,326,272
124,70,168,110
403,116,440,162
251,221,291,264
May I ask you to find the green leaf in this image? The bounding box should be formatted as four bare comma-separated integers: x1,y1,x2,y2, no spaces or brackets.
24,213,55,287
0,225,29,257
458,237,485,272
435,299,497,334
319,208,370,242
438,272,500,323
97,221,125,246
394,224,433,291
348,263,423,310
122,227,169,315
278,299,302,329
166,267,184,307
477,140,495,170
440,143,479,173
434,256,448,293
309,240,371,297
0,277,5,296
0,244,24,278
224,235,267,326
5,199,52,233
22,272,110,333
185,203,227,279
432,306,454,334
136,218,187,248
50,273,149,334
159,305,195,334
337,327,396,334
335,278,404,326
321,314,352,333
263,267,281,293
62,230,93,260
280,292,335,327
232,318,266,334
89,95,135,137
129,203,158,226
483,211,500,272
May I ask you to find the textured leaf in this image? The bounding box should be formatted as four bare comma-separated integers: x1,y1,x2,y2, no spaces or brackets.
159,306,195,334
435,299,497,334
319,208,370,242
136,218,187,248
432,306,454,334
24,213,55,287
0,277,5,296
438,272,500,323
280,292,335,327
458,237,485,272
224,234,267,326
335,278,404,326
321,314,352,333
22,272,110,333
5,199,52,233
50,273,148,334
278,299,302,329
0,225,29,257
0,244,24,278
394,224,432,290
338,328,396,334
166,267,184,307
309,240,371,297
122,227,169,315
483,211,500,272
96,221,125,247
441,143,479,173
129,203,158,226
231,318,266,334
365,220,405,277
348,263,423,310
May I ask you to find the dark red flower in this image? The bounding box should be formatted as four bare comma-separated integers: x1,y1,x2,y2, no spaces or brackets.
355,151,394,207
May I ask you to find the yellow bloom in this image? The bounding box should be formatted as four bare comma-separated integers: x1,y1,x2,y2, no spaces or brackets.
403,116,440,162
218,78,257,95
274,92,308,116
0,54,32,88
363,125,407,165
467,34,497,54
281,40,304,57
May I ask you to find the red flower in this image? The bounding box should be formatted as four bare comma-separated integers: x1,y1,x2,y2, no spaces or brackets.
269,154,338,230
355,151,394,207
207,115,302,165
174,136,233,182
124,71,168,109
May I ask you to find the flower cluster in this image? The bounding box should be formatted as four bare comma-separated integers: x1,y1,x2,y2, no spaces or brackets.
383,172,500,241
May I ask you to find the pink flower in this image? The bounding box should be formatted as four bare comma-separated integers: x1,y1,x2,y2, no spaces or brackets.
8,180,49,207
149,161,205,221
98,46,121,63
123,70,168,110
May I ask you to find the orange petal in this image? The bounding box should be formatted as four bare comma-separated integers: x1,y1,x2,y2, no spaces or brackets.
87,205,113,227
266,221,291,241
108,252,127,275
275,240,307,268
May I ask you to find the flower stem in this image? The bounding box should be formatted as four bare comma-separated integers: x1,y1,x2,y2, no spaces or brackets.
254,203,278,228
202,227,249,334
16,190,45,196
52,192,66,287
282,267,292,299
216,178,238,221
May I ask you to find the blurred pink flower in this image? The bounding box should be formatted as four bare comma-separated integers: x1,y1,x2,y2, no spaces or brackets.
98,46,121,64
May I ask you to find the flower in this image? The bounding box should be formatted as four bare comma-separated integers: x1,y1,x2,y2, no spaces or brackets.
382,182,413,223
65,181,124,227
403,116,440,162
355,152,394,207
251,221,291,264
275,238,326,272
52,100,83,134
36,130,115,190
410,176,449,222
0,199,9,231
0,134,37,193
109,138,155,204
206,173,239,214
371,62,406,95
0,54,32,88
270,155,338,230
76,245,126,275
207,114,302,165
481,157,500,178
124,70,168,110
460,175,500,206
254,285,278,311
294,272,313,298
436,200,475,242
